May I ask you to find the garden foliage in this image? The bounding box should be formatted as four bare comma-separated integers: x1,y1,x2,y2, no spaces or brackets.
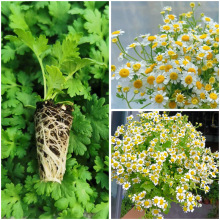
111,112,219,219
1,1,109,219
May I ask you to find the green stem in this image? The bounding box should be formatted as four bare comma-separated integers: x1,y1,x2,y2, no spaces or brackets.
25,105,36,109
134,48,146,61
150,43,153,61
130,94,136,102
141,103,151,109
125,92,132,109
117,38,138,61
37,56,47,100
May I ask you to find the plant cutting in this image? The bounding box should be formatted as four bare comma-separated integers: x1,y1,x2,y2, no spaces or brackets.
111,2,219,109
111,112,219,219
2,1,109,219
13,27,103,183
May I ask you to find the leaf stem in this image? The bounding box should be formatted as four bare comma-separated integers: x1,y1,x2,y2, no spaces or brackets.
141,102,151,109
37,56,47,100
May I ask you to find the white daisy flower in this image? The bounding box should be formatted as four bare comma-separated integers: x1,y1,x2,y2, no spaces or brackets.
151,90,169,108
111,29,125,38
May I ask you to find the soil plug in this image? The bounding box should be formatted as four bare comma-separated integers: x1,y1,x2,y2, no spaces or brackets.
34,100,73,183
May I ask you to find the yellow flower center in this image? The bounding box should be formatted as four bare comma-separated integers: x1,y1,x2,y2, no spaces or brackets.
164,19,170,23
155,94,164,103
168,51,176,56
123,87,130,93
145,67,153,74
137,206,141,211
189,197,193,202
198,53,205,58
133,63,141,71
183,60,189,66
148,36,156,41
175,41,183,46
147,76,155,85
124,183,129,188
205,84,212,91
154,198,159,204
200,34,207,39
144,201,150,206
135,196,140,201
170,72,178,80
191,97,199,105
111,65,116,72
119,68,130,78
168,14,175,20
178,188,183,193
152,43,158,48
161,42,167,46
173,24,179,28
188,68,196,73
203,45,211,50
157,55,163,61
209,76,215,84
112,31,120,35
186,174,190,179
156,75,165,84
169,101,176,108
163,25,171,31
113,162,118,167
185,75,193,84
165,64,172,72
183,207,188,212
196,81,202,89
205,17,211,22
182,35,190,41
209,93,217,100
189,205,193,210
129,43,136,48
154,210,159,214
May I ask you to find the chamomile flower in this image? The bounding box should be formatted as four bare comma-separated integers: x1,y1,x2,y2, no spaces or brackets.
181,72,197,89
151,90,169,108
111,30,125,38
122,181,131,190
143,199,152,208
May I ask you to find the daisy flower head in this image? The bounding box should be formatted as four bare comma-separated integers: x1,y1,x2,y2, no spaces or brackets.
111,29,125,38
163,6,172,11
181,72,197,89
151,90,169,108
152,209,161,216
122,181,131,190
164,68,181,84
154,72,168,88
143,199,152,208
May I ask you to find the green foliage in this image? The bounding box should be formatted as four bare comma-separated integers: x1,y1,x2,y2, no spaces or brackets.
1,1,109,219
120,189,134,218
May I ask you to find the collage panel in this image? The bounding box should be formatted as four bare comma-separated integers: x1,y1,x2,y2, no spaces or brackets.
1,1,109,219
111,1,219,109
111,111,219,219
1,0,220,220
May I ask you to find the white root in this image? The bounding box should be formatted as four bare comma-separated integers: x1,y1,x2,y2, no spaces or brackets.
35,102,73,183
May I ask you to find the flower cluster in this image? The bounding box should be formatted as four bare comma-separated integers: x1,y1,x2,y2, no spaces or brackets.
111,3,219,109
111,112,219,218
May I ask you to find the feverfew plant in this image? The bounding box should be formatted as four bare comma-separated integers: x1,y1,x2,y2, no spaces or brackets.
111,2,219,109
2,1,109,219
111,112,219,219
